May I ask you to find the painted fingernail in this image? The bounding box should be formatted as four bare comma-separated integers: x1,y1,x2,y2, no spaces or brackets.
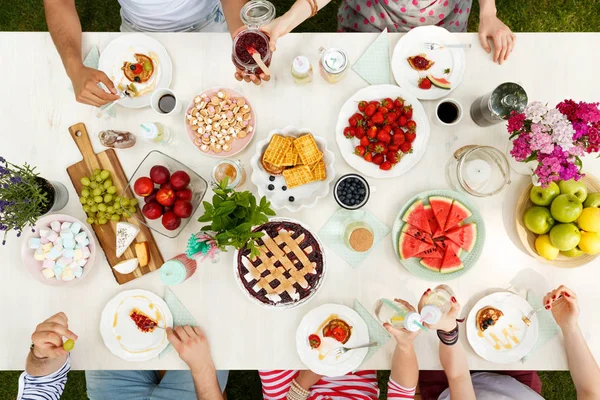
546,300,550,304
552,295,556,299
451,296,457,303
545,305,550,310
564,293,570,297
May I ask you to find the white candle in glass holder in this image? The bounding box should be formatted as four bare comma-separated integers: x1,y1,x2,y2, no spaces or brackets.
464,159,492,185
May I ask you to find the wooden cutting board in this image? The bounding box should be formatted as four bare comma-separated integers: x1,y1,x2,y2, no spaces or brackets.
66,122,164,284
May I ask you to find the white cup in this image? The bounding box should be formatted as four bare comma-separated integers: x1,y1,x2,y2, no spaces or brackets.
435,98,463,126
151,88,182,116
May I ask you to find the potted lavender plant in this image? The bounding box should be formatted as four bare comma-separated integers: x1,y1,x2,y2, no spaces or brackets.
0,157,69,244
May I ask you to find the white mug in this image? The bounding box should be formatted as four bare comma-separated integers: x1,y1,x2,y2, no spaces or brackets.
151,88,182,116
435,98,463,126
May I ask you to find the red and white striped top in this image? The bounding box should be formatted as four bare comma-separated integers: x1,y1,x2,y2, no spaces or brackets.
259,370,415,400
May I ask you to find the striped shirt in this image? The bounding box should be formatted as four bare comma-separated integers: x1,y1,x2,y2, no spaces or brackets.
259,370,416,400
17,357,70,400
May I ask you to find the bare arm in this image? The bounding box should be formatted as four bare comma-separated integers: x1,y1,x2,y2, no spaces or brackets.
384,299,420,389
439,339,475,400
44,0,119,105
191,371,224,400
545,286,600,400
26,312,77,377
220,0,246,37
477,0,515,64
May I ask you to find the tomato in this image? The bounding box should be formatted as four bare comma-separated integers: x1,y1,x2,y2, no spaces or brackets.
330,327,347,343
308,334,321,349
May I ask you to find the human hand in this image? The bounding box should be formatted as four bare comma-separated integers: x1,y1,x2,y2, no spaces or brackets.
31,312,78,359
478,13,515,64
544,286,579,331
167,326,216,375
232,27,271,85
383,299,420,348
418,288,460,332
69,65,120,106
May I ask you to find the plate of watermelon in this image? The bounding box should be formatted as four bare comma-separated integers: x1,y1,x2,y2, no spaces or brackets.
392,190,485,281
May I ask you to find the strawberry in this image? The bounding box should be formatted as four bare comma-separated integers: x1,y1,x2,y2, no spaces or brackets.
405,132,416,143
385,112,397,124
343,127,355,138
355,126,366,139
354,145,366,156
371,112,384,124
381,125,392,134
403,105,413,119
367,126,378,139
360,136,370,147
363,152,373,163
394,97,405,108
372,154,384,165
388,144,400,152
377,106,389,114
382,98,394,109
373,142,387,154
392,132,406,145
348,112,364,127
400,141,412,153
406,120,417,131
386,151,401,164
367,143,377,153
379,161,393,170
364,104,377,117
368,100,381,108
358,101,368,112
418,77,432,90
367,119,375,128
398,116,407,127
377,131,391,144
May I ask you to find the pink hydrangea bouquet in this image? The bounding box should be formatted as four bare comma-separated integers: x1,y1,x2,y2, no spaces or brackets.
507,100,600,187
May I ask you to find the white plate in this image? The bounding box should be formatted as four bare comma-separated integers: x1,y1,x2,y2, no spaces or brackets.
296,304,369,377
391,26,466,100
250,127,336,211
100,289,173,362
99,34,173,108
466,292,538,364
335,85,430,179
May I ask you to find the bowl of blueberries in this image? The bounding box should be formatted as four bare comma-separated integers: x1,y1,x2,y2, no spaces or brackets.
334,174,370,210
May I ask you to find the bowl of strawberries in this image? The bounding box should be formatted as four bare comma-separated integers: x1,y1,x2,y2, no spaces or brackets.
335,84,430,179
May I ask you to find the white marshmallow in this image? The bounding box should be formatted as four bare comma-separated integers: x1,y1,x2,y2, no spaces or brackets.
39,227,52,238
69,222,81,235
79,238,90,247
50,220,61,232
72,265,83,278
77,258,88,267
42,260,55,269
60,230,74,240
60,222,72,230
41,269,55,279
75,232,88,244
53,265,63,277
34,248,46,261
62,249,75,258
28,238,41,249
63,238,75,249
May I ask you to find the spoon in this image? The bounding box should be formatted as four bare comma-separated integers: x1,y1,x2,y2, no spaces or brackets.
245,45,271,76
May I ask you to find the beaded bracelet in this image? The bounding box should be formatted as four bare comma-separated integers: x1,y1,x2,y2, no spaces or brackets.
437,323,459,346
304,0,319,17
286,379,310,400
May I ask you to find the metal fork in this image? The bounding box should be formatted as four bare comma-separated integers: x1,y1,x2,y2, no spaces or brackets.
522,296,564,327
424,42,472,50
96,90,130,118
331,341,378,357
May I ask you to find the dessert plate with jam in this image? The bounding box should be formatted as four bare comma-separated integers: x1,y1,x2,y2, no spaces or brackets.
466,291,538,364
391,26,466,100
295,304,369,377
233,218,327,309
250,127,336,212
100,289,173,361
99,33,173,108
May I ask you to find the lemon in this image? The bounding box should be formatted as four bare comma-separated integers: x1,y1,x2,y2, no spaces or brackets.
578,208,600,233
578,231,600,255
535,234,559,260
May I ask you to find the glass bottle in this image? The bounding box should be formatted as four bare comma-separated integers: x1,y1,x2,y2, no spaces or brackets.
374,298,427,332
140,122,173,144
291,56,313,85
319,47,349,84
232,1,275,76
420,285,455,325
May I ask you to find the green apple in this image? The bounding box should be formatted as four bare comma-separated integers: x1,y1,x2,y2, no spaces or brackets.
535,234,559,260
530,182,560,206
549,223,581,251
523,206,555,234
558,179,588,203
551,194,583,223
584,193,600,208
561,247,584,257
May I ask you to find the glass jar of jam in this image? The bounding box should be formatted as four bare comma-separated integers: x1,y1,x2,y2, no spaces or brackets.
232,0,275,76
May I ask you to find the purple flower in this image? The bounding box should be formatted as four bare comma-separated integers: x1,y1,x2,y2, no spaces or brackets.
535,146,583,187
575,102,600,123
510,134,532,162
0,167,8,176
0,156,4,163
9,176,22,184
572,121,588,140
2,184,7,189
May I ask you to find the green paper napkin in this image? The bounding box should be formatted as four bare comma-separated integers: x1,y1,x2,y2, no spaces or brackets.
352,29,392,85
522,290,560,362
354,300,390,367
159,287,199,358
318,209,390,268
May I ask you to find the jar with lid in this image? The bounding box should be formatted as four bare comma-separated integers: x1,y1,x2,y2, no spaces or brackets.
291,56,313,85
232,0,275,76
319,47,349,84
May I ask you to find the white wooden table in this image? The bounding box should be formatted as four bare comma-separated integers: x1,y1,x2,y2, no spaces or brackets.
1,32,599,371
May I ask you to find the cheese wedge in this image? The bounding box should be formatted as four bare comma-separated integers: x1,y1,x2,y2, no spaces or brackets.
116,222,140,258
113,258,139,275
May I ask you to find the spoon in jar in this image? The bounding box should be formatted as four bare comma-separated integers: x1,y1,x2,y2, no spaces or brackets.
245,45,271,76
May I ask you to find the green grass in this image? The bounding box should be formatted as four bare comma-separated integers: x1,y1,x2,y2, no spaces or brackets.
0,0,596,399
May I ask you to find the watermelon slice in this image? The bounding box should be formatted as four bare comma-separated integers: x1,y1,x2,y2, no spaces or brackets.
401,223,433,245
399,231,434,260
414,245,444,259
402,200,432,235
429,196,453,233
423,205,440,238
420,257,442,272
440,242,464,274
443,200,472,231
445,223,477,253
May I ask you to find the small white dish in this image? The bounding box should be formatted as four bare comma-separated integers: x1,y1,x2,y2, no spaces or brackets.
466,291,538,364
151,88,182,116
295,303,369,377
250,126,336,212
100,289,173,362
391,26,466,100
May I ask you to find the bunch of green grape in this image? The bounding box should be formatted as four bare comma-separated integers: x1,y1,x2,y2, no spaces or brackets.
79,169,138,225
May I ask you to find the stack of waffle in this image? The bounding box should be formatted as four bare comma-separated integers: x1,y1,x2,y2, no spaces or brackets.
261,134,326,188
